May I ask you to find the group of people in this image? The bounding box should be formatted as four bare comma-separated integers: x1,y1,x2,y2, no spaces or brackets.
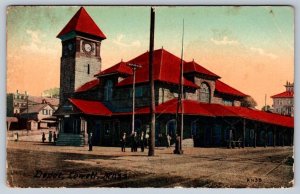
120,131,148,152
42,131,57,144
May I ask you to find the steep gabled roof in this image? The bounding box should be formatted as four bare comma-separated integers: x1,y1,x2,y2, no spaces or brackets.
57,7,106,39
184,60,220,78
116,48,199,88
20,104,50,114
271,91,294,98
215,80,247,97
28,96,59,106
69,98,111,116
94,61,133,77
75,79,100,93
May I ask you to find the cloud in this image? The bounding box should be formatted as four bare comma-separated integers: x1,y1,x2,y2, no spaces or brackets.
250,47,278,59
112,34,141,47
21,29,57,54
211,36,239,45
26,29,42,44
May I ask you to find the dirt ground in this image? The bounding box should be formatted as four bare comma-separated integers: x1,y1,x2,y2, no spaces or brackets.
6,140,294,188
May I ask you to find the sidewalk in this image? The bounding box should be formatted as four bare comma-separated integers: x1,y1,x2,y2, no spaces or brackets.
7,128,57,142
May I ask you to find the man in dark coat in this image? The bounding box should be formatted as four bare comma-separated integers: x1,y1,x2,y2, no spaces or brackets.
133,132,139,152
140,131,145,152
88,132,93,151
120,132,127,152
42,132,46,143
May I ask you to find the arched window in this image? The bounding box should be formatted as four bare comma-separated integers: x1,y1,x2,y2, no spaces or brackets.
199,82,210,103
104,80,113,101
166,119,177,137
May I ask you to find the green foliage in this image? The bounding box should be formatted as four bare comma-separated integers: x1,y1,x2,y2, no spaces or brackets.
43,87,59,98
241,96,257,108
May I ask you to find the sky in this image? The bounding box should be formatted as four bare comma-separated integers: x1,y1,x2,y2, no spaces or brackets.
6,6,294,108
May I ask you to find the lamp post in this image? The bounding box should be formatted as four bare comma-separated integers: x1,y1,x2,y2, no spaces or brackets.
26,91,29,135
128,63,142,134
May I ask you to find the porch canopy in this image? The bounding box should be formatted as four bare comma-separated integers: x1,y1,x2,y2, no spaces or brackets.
54,98,112,117
69,98,112,116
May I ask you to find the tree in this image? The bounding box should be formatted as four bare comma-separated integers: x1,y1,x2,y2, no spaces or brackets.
42,87,60,98
241,96,257,108
261,105,271,112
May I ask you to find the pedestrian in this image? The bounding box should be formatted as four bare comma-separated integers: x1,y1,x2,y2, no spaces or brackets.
53,132,57,143
133,132,138,152
130,132,134,152
158,133,162,146
88,132,93,151
48,131,52,142
42,132,46,143
120,132,126,152
145,132,149,148
174,134,181,154
166,134,171,148
140,131,145,152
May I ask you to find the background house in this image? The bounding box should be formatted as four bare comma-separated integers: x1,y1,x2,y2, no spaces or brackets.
271,81,294,116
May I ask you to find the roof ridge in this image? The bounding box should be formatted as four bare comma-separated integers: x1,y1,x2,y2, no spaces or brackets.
73,7,84,31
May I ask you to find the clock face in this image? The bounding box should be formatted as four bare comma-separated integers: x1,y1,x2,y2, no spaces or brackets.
84,43,92,53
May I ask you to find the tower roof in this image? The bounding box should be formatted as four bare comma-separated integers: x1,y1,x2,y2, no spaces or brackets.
57,7,106,40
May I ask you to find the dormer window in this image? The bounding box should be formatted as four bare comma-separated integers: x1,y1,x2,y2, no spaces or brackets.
104,80,113,101
199,82,210,103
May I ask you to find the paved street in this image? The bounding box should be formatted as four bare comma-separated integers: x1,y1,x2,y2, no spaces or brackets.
7,140,294,188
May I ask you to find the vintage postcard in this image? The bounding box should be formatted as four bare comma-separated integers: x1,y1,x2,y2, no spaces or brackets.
6,5,294,188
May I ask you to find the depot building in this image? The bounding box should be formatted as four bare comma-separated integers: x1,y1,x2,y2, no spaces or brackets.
54,7,294,148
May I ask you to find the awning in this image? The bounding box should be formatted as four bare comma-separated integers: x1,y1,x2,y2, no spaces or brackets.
69,98,112,116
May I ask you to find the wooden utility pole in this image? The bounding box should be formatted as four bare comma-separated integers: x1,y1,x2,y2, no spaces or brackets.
148,7,156,156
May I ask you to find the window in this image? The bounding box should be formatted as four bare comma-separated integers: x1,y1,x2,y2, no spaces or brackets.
199,82,210,103
43,109,48,115
87,64,90,74
104,80,113,101
223,99,233,106
135,87,143,97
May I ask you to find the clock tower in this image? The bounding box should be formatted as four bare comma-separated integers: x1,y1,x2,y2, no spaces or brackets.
57,7,106,104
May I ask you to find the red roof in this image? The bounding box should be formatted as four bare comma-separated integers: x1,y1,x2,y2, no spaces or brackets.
95,61,133,77
133,99,215,116
69,98,111,116
57,7,106,39
215,80,247,97
222,106,294,128
117,49,199,88
75,79,100,93
114,98,293,128
184,60,220,78
271,91,294,98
